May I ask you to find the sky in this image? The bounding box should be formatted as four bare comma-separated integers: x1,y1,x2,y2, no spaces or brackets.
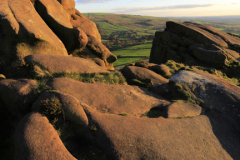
75,0,240,17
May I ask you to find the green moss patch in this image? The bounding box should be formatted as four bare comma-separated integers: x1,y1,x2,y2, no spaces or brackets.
169,81,197,104
165,60,193,75
142,107,166,118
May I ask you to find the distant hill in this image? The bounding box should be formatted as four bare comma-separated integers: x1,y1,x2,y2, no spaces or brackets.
82,13,174,36
84,13,240,37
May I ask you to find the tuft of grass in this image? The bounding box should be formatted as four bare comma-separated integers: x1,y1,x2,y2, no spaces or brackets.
50,71,127,85
169,81,197,104
165,60,193,75
118,112,131,116
195,65,240,85
129,79,151,90
40,97,65,129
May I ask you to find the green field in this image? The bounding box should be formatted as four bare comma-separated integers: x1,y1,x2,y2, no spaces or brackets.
112,42,152,67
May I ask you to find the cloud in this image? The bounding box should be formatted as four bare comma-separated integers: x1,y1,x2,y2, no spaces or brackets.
75,0,118,4
114,4,218,13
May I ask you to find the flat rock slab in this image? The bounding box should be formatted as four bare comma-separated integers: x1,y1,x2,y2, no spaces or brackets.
85,106,240,160
170,70,240,116
47,78,170,116
121,66,169,85
166,101,202,118
25,54,109,74
14,112,77,160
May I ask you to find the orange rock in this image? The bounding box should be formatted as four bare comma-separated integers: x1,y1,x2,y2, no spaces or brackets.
35,0,88,52
0,0,68,69
70,9,101,42
14,112,77,160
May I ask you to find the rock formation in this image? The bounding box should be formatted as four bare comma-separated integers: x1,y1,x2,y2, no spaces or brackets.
1,2,240,159
0,0,116,74
150,21,240,68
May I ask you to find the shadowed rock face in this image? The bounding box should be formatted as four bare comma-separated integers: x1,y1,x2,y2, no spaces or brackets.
150,21,240,68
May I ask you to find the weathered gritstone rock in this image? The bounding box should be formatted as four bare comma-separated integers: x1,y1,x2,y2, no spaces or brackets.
84,106,240,160
0,79,37,114
166,21,228,47
166,101,202,118
70,9,101,42
148,64,172,78
14,112,77,160
150,21,240,68
0,0,68,68
85,35,117,70
34,0,88,51
121,66,169,85
184,22,240,47
170,70,240,116
24,54,109,76
57,0,76,17
47,77,170,117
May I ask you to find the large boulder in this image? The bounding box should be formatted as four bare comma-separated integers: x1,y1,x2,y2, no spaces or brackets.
150,21,240,68
24,54,109,77
169,70,240,117
84,105,240,160
166,101,202,118
121,66,169,85
14,112,77,160
0,0,68,70
47,77,170,116
166,21,228,47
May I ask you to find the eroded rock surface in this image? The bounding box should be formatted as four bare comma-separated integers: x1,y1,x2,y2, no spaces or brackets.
0,0,68,69
84,106,240,160
121,66,169,85
150,21,240,68
0,0,116,76
47,77,170,116
170,70,240,117
25,54,109,76
14,112,77,160
1,2,240,160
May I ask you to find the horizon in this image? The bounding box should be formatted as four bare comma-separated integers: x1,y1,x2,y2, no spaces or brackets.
75,0,240,17
80,12,240,19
